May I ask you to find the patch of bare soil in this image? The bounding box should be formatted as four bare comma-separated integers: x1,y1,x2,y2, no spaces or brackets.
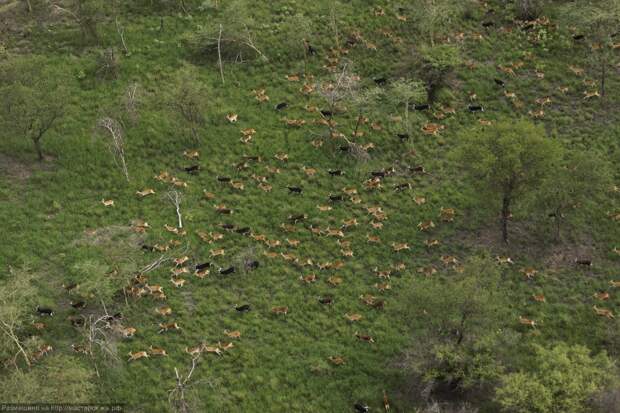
0,153,55,183
74,225,146,250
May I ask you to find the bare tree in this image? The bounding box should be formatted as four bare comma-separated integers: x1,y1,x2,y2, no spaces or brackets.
167,190,183,229
169,356,201,413
95,117,129,182
115,17,130,55
123,83,141,125
80,313,119,378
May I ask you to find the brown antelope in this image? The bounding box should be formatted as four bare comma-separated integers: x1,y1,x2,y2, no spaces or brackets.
535,96,552,106
32,344,53,361
374,268,392,279
594,292,610,301
360,294,376,306
210,248,225,257
521,267,537,279
71,343,91,355
317,261,333,270
504,90,517,99
418,266,437,277
101,199,114,207
479,119,492,126
203,345,223,356
370,221,383,229
367,234,381,243
224,330,241,339
311,139,324,148
342,187,358,196
119,327,137,338
337,240,350,248
583,90,600,100
136,188,155,197
128,351,149,362
286,238,300,247
275,153,289,162
496,256,514,265
170,266,189,276
568,65,584,76
519,316,536,328
345,313,362,322
326,228,345,238
219,341,235,351
439,207,456,222
149,346,168,357
532,294,546,303
230,181,245,190
194,268,209,278
317,205,332,212
392,242,410,252
417,221,435,231
327,276,343,286
158,322,181,333
414,196,426,205
609,280,620,288
302,166,317,177
170,277,186,288
185,344,202,357
355,332,375,343
32,321,46,330
251,233,267,242
226,113,238,123
342,218,358,228
425,239,440,248
593,306,614,319
421,123,444,135
287,74,300,81
152,291,167,300
300,273,317,283
341,249,354,257
164,224,179,234
328,356,346,365
281,252,297,262
271,306,289,315
441,255,458,266
374,283,391,292
145,284,164,295
264,251,279,259
156,306,172,316
183,150,199,159
265,239,281,248
528,109,545,118
301,83,315,94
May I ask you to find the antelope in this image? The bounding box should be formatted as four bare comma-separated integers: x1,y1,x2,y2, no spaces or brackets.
265,239,281,248
224,330,241,339
203,345,223,356
496,256,514,265
317,261,333,270
332,261,345,269
32,322,46,330
345,313,362,322
417,220,435,231
149,346,167,357
185,345,202,357
164,224,179,234
609,280,620,288
158,322,181,333
342,187,358,196
360,294,376,306
275,153,289,162
350,196,362,204
326,228,345,238
119,327,137,338
384,390,390,412
230,181,244,190
286,238,300,247
342,218,358,228
425,239,440,248
170,277,186,288
136,188,155,197
71,344,91,355
281,252,297,262
171,266,189,276
183,150,199,159
374,268,391,279
152,291,167,301
392,242,410,252
156,306,172,316
264,251,279,259
210,248,225,257
128,351,149,362
355,332,375,343
519,316,536,328
439,207,456,222
219,341,235,351
302,166,317,176
367,234,381,243
418,266,437,277
341,249,354,257
504,90,517,99
327,276,343,286
101,199,114,207
374,282,391,291
145,284,164,295
31,345,53,362
414,196,426,205
593,306,614,319
521,267,537,279
441,255,458,266
226,113,238,123
532,294,546,303
251,233,267,242
594,292,610,301
287,74,300,81
271,306,289,315
195,268,209,278
311,139,324,148
479,119,492,126
371,221,383,229
421,123,444,135
583,90,600,99
328,356,346,365
317,205,332,212
285,118,306,127
300,274,317,283
568,65,584,76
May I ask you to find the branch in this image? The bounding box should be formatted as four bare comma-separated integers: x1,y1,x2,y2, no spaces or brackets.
167,190,183,229
217,24,225,85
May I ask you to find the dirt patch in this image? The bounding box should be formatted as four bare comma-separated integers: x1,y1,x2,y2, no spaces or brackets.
74,225,146,250
0,153,35,182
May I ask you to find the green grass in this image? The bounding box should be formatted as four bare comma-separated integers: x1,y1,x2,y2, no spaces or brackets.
1,1,619,412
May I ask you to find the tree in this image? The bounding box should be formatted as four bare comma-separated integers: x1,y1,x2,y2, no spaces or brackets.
0,355,96,403
495,343,615,413
397,257,517,393
388,79,425,133
95,117,129,181
349,86,383,137
534,150,612,240
169,65,208,142
417,44,461,103
0,267,37,368
0,56,68,161
49,0,107,44
412,0,463,47
515,0,544,20
453,119,562,243
565,0,620,98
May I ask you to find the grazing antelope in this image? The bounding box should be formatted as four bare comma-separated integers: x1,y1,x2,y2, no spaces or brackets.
101,199,114,207
265,239,281,248
171,266,190,276
370,221,383,229
271,306,289,315
156,306,172,316
287,74,300,81
71,343,91,355
421,123,444,135
224,330,241,339
568,65,584,76
532,294,546,303
355,332,375,343
374,282,391,292
417,221,435,231
345,313,362,322
341,249,354,257
170,277,186,288
152,291,167,301
158,322,181,333
593,306,614,319
374,268,391,279
210,248,225,257
31,345,53,362
414,196,426,206
275,153,289,162
342,218,358,228
328,356,345,365
439,207,456,222
367,234,381,243
519,316,536,328
226,113,238,123
128,351,149,362
300,274,317,283
327,276,343,286
504,90,517,99
136,188,155,197
281,252,297,262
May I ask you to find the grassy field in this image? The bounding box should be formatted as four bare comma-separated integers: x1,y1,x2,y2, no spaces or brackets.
0,1,619,412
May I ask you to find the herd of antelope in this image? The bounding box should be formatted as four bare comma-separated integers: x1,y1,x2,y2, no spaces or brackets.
26,3,620,411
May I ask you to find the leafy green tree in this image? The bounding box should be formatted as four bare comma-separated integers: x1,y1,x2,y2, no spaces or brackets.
412,0,463,46
534,150,612,240
350,86,383,137
454,119,562,243
418,44,461,103
398,257,517,392
0,56,68,161
0,355,96,403
496,343,615,413
388,79,425,133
